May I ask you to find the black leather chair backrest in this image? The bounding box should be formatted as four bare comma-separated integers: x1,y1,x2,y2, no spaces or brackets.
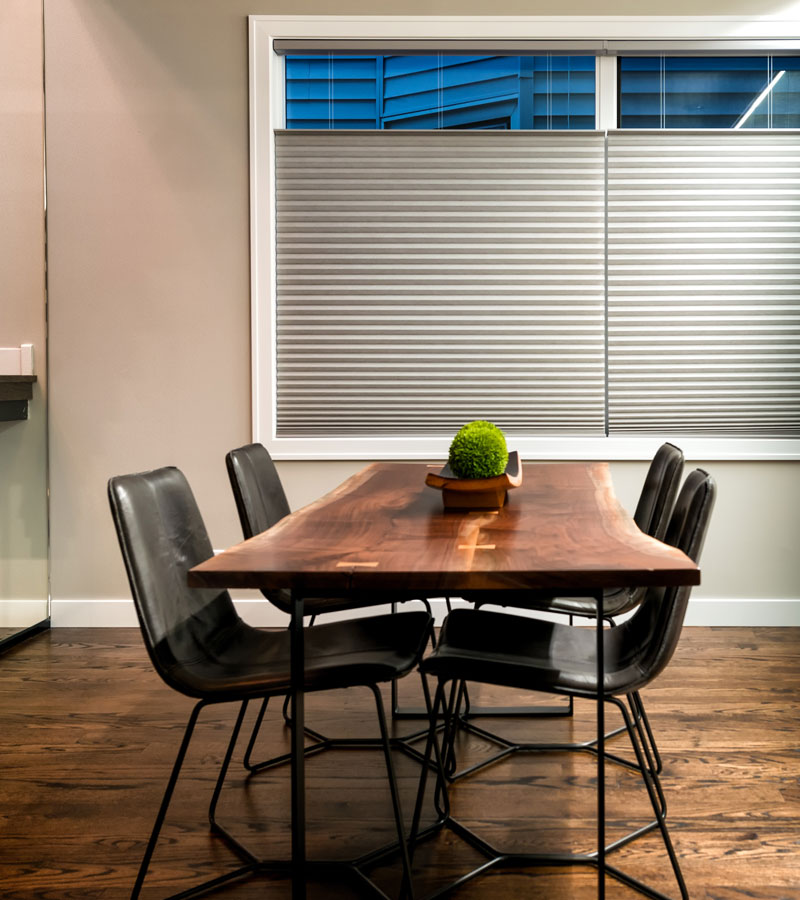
611,468,716,694
633,442,684,540
108,466,241,695
226,443,291,540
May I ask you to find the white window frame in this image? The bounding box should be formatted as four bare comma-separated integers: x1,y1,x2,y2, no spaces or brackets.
250,14,800,460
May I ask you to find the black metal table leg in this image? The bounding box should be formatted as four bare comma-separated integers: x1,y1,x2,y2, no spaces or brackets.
595,589,605,900
290,590,306,900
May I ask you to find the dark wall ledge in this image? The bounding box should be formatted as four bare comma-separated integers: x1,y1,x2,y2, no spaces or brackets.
0,375,37,421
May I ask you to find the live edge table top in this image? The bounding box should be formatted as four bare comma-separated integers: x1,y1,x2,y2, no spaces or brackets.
189,462,699,597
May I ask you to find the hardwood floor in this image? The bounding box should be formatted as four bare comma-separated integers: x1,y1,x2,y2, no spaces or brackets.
0,626,798,899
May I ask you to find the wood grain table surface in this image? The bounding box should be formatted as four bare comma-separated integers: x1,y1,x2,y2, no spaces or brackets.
189,461,699,596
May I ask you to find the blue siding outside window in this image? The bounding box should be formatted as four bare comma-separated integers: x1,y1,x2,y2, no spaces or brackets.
532,56,596,129
619,56,800,128
285,56,379,128
285,55,596,130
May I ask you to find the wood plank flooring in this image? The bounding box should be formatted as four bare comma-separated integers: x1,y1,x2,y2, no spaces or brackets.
0,626,798,899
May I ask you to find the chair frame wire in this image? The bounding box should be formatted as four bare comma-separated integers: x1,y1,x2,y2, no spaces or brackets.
240,602,435,777
410,671,688,900
445,651,662,783
131,685,420,900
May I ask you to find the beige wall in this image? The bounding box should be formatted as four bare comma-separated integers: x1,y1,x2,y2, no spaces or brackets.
0,0,48,627
42,0,800,622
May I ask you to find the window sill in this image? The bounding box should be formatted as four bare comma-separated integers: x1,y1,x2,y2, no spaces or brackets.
259,434,800,461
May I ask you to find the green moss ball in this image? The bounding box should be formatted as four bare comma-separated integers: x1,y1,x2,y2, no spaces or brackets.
448,420,509,479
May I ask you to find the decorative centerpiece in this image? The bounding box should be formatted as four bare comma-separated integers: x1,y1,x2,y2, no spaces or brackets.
426,420,522,510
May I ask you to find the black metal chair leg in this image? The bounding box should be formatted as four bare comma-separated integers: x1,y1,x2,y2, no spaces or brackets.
626,695,668,821
627,694,659,782
441,679,463,778
632,689,663,775
243,693,329,774
370,684,415,900
609,696,689,900
577,692,662,782
442,679,471,774
132,700,266,900
208,701,249,828
242,697,269,773
392,598,436,722
204,702,269,871
409,677,450,864
460,680,471,716
131,702,205,899
432,681,454,819
281,690,293,725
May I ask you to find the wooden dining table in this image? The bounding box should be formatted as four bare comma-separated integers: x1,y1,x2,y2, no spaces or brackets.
188,460,700,900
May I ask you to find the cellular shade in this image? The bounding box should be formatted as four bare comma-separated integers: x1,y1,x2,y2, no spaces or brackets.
274,129,607,437
606,130,800,436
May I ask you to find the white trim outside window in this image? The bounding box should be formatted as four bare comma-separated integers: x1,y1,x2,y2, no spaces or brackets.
250,15,800,461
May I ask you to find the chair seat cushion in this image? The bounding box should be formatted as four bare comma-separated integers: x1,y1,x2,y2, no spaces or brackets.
421,608,647,698
461,586,640,619
164,604,432,700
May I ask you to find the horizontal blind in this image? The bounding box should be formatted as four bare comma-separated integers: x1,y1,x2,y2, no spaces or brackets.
275,130,606,437
607,131,800,436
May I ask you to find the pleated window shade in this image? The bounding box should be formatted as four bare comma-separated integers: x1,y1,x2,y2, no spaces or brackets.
607,131,800,436
274,129,800,439
274,130,607,437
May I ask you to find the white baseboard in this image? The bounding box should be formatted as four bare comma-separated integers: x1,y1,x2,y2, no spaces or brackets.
50,596,800,628
51,599,141,627
682,597,800,626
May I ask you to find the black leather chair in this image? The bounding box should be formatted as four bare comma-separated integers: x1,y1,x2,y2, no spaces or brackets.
412,468,715,900
226,442,434,771
109,466,431,900
470,442,685,625
453,442,684,777
226,442,370,620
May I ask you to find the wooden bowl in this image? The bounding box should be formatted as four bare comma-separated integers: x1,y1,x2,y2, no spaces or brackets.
425,451,522,510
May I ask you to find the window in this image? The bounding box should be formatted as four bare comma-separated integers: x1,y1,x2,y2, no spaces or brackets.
285,55,596,130
619,56,800,128
251,16,800,460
